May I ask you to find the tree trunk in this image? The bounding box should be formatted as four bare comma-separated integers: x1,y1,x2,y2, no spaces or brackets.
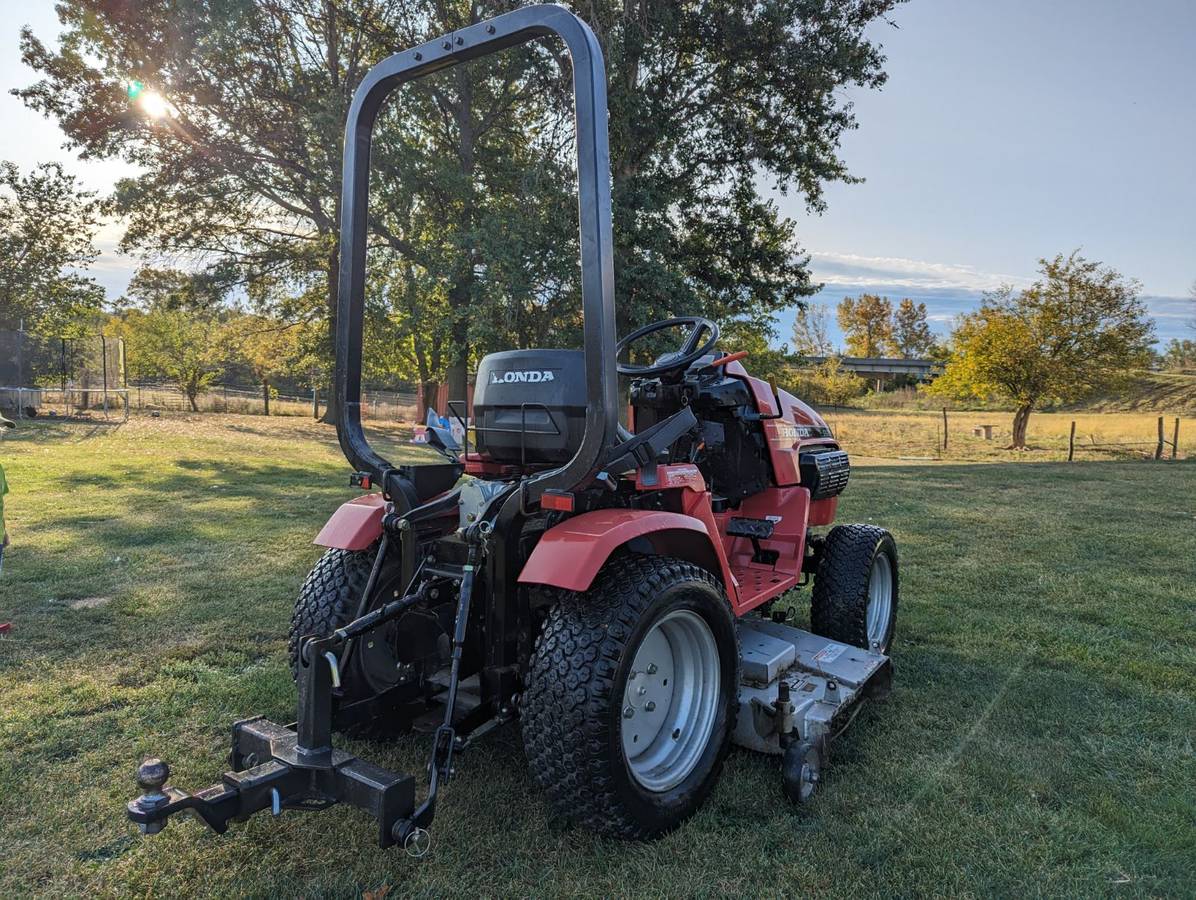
445,299,470,410
187,388,199,413
1011,403,1033,449
321,244,340,425
262,379,270,416
420,381,440,421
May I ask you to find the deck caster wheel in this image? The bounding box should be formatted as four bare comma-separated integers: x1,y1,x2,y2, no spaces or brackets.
782,740,822,805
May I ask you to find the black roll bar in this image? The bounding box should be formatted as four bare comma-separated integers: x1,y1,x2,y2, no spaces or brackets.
334,4,619,506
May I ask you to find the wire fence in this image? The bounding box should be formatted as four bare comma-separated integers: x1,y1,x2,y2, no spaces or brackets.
126,381,420,421
0,386,130,422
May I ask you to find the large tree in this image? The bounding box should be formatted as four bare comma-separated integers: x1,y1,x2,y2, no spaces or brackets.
592,1,899,341
932,252,1154,448
0,161,104,333
18,0,900,414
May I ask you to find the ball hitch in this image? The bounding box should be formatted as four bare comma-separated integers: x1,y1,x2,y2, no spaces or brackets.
129,758,172,835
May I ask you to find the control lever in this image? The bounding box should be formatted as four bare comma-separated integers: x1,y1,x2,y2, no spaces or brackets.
605,407,698,486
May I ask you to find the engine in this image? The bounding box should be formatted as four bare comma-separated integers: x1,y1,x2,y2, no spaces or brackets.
472,349,587,464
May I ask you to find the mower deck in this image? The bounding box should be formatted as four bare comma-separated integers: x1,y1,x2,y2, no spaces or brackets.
733,619,892,756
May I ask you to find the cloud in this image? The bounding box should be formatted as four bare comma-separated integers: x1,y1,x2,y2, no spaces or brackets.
807,250,1032,293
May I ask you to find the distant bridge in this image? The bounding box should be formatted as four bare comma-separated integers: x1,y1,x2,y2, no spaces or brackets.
803,356,942,380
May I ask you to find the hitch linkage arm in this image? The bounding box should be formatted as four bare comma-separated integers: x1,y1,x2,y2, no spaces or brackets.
390,538,482,845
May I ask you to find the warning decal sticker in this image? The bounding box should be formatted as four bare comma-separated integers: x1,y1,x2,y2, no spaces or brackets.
813,644,846,665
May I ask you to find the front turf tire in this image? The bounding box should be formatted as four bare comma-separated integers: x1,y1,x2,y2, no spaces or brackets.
811,524,899,653
521,556,739,839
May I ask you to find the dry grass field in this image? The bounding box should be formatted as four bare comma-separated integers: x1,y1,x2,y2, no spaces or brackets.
823,408,1188,462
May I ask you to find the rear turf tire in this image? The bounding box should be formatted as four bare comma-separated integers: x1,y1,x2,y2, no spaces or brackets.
811,524,898,653
288,546,375,699
521,556,739,839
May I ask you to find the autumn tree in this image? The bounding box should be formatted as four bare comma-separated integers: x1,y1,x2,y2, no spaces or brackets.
805,356,865,406
222,316,304,415
837,294,895,357
932,252,1154,448
791,303,833,358
892,298,934,358
0,161,104,333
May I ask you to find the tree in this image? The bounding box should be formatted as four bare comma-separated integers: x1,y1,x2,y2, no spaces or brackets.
222,315,304,415
115,308,225,411
892,298,934,358
837,294,895,357
806,356,866,406
17,1,574,418
1160,339,1196,372
932,252,1154,448
790,303,833,358
0,161,104,333
19,1,901,413
593,1,900,344
119,266,227,313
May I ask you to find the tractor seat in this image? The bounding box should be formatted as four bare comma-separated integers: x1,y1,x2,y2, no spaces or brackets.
473,349,587,465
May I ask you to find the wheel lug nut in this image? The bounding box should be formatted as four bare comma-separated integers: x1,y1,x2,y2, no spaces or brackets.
623,706,634,718
647,664,658,675
644,701,656,712
637,686,647,695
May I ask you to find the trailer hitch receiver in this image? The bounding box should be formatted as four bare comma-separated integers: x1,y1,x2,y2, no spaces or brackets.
126,634,418,846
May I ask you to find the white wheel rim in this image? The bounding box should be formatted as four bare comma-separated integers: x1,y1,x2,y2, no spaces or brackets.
866,552,893,648
620,609,720,792
799,746,821,801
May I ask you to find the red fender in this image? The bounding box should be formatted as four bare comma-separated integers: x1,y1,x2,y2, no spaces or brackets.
518,508,734,598
313,493,386,550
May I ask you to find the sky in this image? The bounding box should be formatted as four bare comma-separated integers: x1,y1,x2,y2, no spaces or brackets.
2,0,1194,348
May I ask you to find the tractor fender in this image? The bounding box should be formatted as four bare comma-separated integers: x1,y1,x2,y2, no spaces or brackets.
518,508,727,594
313,493,387,550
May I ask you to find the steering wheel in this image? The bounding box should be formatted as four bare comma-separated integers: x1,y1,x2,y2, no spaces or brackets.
616,317,720,378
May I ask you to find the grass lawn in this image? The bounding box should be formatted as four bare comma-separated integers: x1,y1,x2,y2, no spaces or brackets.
1,414,1194,897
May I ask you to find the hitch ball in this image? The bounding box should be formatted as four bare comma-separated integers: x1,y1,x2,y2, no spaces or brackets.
132,757,171,834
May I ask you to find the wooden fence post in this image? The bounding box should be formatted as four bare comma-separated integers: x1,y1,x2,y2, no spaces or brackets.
942,407,948,450
1068,420,1076,461
1155,416,1164,460
1172,417,1180,460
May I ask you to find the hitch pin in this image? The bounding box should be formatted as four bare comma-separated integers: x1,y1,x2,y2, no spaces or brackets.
271,787,281,817
323,651,342,689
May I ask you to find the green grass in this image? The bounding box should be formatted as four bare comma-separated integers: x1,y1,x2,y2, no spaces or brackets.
1064,370,1196,415
1,414,1194,898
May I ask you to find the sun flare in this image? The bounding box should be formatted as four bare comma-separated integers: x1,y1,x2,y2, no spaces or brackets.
137,89,174,119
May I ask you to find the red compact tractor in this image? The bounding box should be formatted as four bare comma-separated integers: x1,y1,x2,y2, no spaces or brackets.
128,4,897,853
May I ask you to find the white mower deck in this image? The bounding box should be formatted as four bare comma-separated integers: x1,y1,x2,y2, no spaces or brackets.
733,619,892,755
